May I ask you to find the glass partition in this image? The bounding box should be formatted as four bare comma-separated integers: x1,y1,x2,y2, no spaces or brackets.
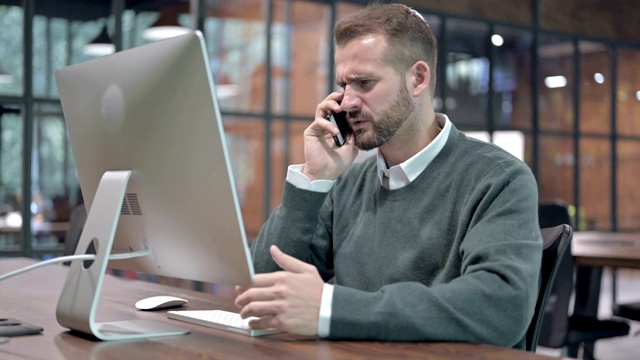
0,4,23,96
616,47,640,230
272,0,331,116
0,104,23,253
538,35,574,133
493,26,533,131
579,138,611,230
579,41,611,135
577,41,612,230
444,19,489,128
203,0,265,114
222,116,266,240
31,103,74,251
616,48,640,137
617,140,640,229
537,35,575,209
538,134,575,205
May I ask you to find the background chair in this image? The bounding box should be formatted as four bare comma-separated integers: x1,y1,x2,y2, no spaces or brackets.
527,224,573,352
537,200,630,359
611,268,640,335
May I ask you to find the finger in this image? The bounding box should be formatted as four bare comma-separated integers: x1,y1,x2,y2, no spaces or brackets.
248,316,279,330
270,245,314,274
239,301,282,320
308,114,341,138
328,93,344,113
316,92,344,119
235,272,281,292
234,285,281,307
316,118,340,139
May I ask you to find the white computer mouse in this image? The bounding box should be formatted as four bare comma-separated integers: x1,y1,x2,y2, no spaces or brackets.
135,295,188,311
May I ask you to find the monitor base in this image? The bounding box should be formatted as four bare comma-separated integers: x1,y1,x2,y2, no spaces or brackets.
55,170,189,341
94,320,189,340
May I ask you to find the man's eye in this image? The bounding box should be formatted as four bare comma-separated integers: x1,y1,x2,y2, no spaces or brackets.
360,80,371,86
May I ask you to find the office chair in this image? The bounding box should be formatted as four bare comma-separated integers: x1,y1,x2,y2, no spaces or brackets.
611,268,640,336
526,224,573,352
537,200,630,359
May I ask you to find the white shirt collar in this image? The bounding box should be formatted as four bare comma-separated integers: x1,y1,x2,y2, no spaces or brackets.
377,113,451,190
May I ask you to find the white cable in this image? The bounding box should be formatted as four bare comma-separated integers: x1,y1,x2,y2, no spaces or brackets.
0,249,151,282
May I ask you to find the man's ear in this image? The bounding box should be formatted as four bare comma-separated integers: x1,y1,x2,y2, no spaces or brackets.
410,61,430,97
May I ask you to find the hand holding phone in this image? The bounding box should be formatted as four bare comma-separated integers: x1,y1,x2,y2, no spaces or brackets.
326,107,352,147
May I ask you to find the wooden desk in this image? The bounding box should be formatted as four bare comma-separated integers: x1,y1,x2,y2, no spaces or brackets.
572,231,640,269
0,258,554,359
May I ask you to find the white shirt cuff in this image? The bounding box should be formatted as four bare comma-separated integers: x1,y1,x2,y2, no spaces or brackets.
317,283,334,338
286,165,335,193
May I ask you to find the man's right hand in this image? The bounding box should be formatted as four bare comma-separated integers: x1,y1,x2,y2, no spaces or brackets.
302,93,360,181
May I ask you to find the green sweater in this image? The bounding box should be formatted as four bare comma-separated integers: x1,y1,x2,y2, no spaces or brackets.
251,124,542,348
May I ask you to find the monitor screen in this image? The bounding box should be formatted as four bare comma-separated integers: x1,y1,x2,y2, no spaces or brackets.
56,31,254,287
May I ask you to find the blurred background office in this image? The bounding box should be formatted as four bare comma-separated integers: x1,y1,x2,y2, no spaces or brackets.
1,0,640,358
2,0,640,257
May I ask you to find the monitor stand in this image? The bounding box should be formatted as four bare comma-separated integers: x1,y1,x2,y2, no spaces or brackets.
55,170,189,341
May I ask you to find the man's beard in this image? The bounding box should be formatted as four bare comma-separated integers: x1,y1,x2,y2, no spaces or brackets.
350,82,415,151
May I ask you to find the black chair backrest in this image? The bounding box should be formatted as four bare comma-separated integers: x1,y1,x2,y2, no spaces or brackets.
538,200,572,229
526,224,573,352
536,201,575,349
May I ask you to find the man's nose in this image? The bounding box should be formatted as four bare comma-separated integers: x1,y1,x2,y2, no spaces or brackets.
340,86,360,113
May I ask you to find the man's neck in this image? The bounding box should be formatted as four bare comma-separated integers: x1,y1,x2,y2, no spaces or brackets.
379,111,441,167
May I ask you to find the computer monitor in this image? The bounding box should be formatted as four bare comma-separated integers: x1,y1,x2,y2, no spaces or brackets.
54,31,254,341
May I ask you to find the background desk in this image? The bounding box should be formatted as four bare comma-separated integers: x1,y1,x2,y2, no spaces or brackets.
0,258,554,359
0,220,69,253
571,232,640,355
572,231,640,269
571,231,640,315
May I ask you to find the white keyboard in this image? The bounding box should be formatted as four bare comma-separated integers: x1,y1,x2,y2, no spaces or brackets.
167,310,282,337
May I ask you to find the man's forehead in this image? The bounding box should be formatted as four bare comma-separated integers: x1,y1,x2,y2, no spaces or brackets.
337,33,388,54
336,37,387,62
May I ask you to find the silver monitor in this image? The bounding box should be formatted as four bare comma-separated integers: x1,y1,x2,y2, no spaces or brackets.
55,31,254,341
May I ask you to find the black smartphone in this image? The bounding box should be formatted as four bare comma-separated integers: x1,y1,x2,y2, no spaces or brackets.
0,318,43,337
327,108,352,147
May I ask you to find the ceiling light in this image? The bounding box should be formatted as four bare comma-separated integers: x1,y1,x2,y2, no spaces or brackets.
142,26,190,41
142,4,190,42
544,75,567,89
491,34,504,47
594,73,605,84
84,25,115,57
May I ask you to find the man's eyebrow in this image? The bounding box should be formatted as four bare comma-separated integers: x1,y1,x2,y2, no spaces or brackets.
336,74,368,86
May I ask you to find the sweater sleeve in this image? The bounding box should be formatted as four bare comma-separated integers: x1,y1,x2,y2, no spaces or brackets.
326,160,542,348
250,181,336,281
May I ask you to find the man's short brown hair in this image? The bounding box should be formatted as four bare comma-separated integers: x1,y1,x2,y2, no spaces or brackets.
334,3,438,95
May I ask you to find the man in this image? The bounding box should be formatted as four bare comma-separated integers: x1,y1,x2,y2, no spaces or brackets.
235,3,542,349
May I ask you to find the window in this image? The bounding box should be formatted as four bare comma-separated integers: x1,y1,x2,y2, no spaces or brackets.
3,0,640,258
